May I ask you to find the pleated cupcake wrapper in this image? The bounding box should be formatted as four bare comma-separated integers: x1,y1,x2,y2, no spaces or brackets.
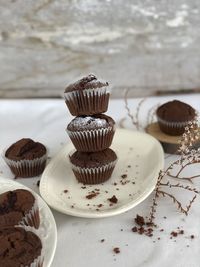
64,86,110,116
67,127,115,152
3,152,47,178
17,225,44,267
25,254,44,267
70,160,117,184
157,117,192,128
18,199,40,230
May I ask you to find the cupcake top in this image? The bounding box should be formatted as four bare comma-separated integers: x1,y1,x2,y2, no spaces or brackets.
70,148,117,168
67,114,115,132
0,189,36,228
65,74,109,93
156,100,196,122
5,138,46,161
0,227,42,267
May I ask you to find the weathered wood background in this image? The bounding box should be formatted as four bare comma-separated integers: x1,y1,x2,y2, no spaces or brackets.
0,0,200,98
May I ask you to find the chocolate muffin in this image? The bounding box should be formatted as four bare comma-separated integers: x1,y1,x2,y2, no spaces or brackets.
67,114,115,152
69,148,117,184
0,189,40,229
4,138,47,178
64,74,110,116
0,227,43,267
156,100,196,136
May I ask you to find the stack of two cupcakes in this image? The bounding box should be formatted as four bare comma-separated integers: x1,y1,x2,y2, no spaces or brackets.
64,74,117,184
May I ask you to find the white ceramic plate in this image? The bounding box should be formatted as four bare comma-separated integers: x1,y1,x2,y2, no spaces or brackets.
40,128,164,218
0,177,57,267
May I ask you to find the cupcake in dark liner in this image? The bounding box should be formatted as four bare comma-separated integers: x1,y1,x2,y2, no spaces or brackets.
69,149,117,184
64,74,110,116
156,100,196,136
67,114,115,152
3,138,47,178
0,189,40,229
0,226,43,267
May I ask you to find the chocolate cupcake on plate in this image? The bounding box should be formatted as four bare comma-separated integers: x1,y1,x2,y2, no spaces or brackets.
3,138,47,178
0,227,43,267
69,148,117,184
64,74,110,116
0,189,40,229
156,100,196,136
67,114,115,152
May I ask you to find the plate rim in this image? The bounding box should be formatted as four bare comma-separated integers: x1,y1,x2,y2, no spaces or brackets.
40,128,164,218
0,176,57,267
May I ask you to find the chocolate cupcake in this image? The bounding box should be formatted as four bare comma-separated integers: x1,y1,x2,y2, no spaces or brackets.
67,114,115,152
69,148,117,184
156,100,196,136
0,189,40,229
64,74,110,116
0,227,43,267
3,138,47,178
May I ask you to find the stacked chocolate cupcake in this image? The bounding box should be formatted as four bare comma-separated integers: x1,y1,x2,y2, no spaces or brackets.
64,74,117,184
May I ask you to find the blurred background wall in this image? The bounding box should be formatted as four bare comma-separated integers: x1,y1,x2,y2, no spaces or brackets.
0,0,200,98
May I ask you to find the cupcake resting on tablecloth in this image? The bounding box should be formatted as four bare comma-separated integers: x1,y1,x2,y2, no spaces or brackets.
3,138,47,178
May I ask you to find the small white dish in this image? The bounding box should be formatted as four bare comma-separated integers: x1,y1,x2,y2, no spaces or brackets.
0,177,57,267
40,128,164,218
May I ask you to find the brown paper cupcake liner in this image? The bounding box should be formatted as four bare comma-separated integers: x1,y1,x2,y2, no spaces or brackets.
157,116,192,136
3,153,47,178
70,160,117,184
67,127,115,152
64,87,110,116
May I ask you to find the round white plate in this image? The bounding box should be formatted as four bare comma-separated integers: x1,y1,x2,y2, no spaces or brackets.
40,128,164,218
0,177,57,267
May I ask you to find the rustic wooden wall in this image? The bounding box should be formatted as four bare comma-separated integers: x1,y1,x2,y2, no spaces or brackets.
0,0,200,98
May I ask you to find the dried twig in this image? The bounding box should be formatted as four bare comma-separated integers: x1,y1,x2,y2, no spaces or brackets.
157,190,196,216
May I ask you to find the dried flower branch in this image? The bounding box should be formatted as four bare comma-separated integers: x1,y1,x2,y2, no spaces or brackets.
160,182,200,194
129,102,200,237
124,89,145,130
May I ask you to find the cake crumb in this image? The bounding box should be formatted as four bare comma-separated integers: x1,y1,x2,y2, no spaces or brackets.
132,227,137,232
63,189,68,193
135,215,145,226
121,174,127,179
86,193,99,199
101,239,105,243
113,247,120,254
108,195,118,204
171,231,178,237
191,235,195,239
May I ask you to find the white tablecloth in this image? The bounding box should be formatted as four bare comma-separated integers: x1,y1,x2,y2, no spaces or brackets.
0,94,200,267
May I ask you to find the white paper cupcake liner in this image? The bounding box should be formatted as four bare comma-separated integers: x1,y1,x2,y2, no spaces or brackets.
64,86,110,116
3,152,47,178
66,126,115,152
19,199,40,229
157,117,191,128
70,159,117,184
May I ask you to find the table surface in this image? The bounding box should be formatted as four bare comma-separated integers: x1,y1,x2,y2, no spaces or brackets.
0,94,200,267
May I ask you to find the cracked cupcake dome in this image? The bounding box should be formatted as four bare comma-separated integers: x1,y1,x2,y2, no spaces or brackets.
64,74,110,116
4,138,47,178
